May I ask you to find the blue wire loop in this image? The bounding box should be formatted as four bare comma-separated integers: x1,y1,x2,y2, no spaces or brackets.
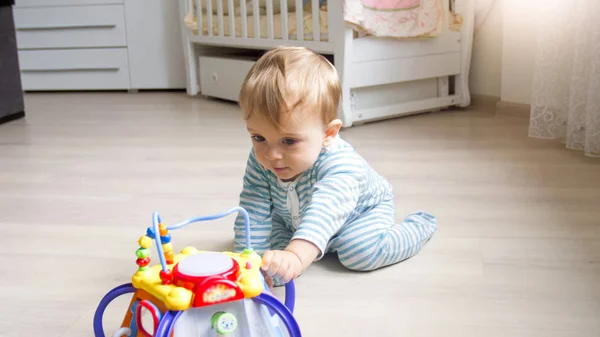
149,207,251,273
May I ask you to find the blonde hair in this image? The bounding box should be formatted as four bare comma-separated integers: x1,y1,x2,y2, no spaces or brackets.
239,46,341,128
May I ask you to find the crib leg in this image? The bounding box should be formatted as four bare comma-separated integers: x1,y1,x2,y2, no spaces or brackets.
182,41,200,96
333,27,354,128
455,0,475,107
178,0,199,96
185,42,200,96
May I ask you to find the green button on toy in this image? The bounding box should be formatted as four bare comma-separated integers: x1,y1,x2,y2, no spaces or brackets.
211,311,238,335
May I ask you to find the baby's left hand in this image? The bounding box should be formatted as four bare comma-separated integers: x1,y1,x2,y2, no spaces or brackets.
261,250,303,284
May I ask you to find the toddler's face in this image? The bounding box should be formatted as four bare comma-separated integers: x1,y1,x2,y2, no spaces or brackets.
246,112,328,181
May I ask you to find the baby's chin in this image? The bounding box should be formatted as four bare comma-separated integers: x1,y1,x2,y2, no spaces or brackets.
273,169,302,181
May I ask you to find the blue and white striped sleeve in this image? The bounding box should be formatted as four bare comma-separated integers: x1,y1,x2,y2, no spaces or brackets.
292,152,365,258
233,150,274,255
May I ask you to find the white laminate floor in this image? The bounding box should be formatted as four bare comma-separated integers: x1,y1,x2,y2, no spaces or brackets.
0,92,599,337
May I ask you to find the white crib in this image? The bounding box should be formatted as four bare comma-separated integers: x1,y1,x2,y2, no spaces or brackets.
178,0,474,127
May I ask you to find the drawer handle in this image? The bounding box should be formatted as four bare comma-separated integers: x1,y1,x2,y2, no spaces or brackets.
22,67,120,72
17,24,117,31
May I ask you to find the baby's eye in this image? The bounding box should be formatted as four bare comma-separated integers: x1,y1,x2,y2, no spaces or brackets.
251,135,265,142
282,138,297,146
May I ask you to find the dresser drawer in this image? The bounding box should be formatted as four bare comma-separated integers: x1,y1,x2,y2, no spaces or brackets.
13,5,127,49
14,0,123,7
18,48,131,91
199,55,256,102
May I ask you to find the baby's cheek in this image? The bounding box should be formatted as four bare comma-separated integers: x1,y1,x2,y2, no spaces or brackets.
299,154,319,169
253,147,267,161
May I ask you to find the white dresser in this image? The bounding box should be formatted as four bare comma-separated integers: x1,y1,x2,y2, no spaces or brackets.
12,0,186,91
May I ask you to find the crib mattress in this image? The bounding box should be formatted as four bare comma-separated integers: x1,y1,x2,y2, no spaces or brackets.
184,9,329,41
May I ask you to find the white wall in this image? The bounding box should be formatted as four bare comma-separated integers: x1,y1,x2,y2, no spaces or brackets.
468,0,539,105
499,0,538,105
469,0,503,97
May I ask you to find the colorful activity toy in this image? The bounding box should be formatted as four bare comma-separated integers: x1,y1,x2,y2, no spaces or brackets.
93,207,301,337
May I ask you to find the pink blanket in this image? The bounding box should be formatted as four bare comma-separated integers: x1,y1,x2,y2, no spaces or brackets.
344,0,445,38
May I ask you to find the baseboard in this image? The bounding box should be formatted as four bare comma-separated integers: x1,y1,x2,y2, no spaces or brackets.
496,100,531,118
0,111,25,125
470,95,500,112
469,96,532,119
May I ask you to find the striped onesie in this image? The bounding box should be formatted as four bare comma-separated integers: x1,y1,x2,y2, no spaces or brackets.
233,136,437,275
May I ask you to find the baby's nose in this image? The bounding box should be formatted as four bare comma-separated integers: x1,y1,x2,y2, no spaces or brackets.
265,147,282,160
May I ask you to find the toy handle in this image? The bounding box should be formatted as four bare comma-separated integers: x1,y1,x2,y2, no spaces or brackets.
254,291,302,337
284,280,296,313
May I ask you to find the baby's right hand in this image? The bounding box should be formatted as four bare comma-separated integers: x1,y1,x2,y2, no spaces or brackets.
261,249,303,284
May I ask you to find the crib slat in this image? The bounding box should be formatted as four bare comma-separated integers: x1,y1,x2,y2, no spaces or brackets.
196,0,203,36
266,0,274,39
216,0,224,36
311,0,320,41
280,0,288,40
253,0,260,39
206,0,213,36
295,0,303,41
228,0,235,37
240,0,247,38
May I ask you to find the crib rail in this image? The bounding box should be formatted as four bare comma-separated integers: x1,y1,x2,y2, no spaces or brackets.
184,0,336,53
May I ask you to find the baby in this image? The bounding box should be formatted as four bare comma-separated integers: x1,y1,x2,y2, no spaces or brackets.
233,46,437,286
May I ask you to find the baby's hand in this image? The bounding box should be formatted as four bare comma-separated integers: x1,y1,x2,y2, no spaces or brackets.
261,250,303,284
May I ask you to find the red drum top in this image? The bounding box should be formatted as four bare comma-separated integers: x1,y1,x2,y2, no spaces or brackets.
173,252,240,288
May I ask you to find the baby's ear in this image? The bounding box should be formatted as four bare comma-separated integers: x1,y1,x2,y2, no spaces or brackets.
323,119,342,146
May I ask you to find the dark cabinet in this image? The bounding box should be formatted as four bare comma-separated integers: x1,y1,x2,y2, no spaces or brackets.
0,0,25,125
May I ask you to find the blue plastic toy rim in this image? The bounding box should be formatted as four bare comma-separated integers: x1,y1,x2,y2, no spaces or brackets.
284,280,296,313
253,291,302,337
154,310,181,337
93,283,136,337
154,290,301,337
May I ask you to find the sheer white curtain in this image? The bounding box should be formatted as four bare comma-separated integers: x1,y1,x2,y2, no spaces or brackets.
529,0,600,157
